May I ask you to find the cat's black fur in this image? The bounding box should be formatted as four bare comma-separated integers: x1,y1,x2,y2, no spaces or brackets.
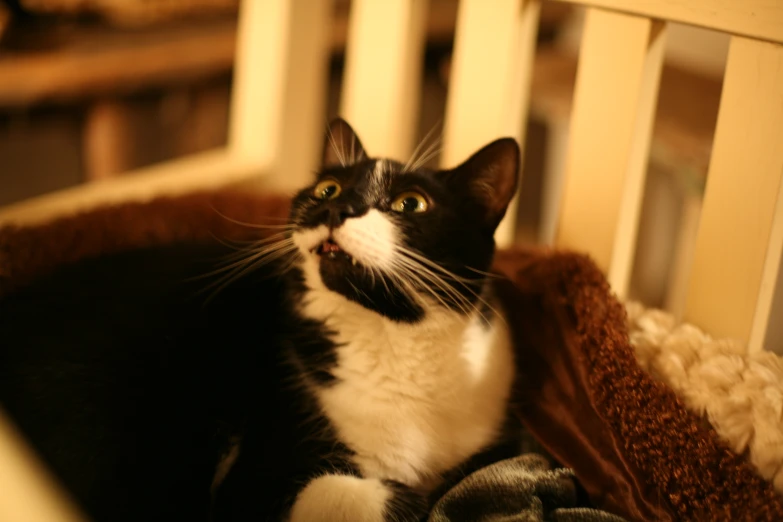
0,119,523,521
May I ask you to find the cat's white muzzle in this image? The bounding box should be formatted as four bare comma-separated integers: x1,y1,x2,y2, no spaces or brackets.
292,210,398,271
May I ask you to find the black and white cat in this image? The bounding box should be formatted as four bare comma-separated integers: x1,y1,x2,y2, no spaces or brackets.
0,119,522,521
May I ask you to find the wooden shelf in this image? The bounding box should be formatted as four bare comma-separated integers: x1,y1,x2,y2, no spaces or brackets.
0,0,573,108
0,18,239,106
0,0,463,107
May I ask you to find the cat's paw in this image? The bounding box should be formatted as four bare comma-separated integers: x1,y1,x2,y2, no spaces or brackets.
288,474,425,522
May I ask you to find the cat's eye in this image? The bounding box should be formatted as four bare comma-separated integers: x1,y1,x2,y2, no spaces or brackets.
391,191,429,213
313,179,341,200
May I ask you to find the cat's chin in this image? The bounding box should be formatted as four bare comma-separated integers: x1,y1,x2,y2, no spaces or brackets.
318,249,361,278
312,251,425,323
316,250,378,304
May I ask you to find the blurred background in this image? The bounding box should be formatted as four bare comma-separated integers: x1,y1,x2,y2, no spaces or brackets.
0,0,731,311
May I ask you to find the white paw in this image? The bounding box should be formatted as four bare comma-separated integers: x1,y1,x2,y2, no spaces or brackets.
288,474,390,522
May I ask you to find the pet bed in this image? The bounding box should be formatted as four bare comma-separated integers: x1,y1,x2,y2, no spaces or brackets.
1,189,781,521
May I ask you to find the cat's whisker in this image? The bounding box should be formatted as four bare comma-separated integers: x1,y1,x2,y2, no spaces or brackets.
277,250,304,277
207,232,252,253
407,269,475,318
373,266,392,296
344,227,474,286
339,228,491,318
210,207,294,229
390,265,457,313
349,132,365,165
412,261,504,324
347,279,375,305
396,245,486,286
326,125,347,167
391,252,493,320
382,267,438,310
215,232,294,263
408,129,443,172
409,143,443,172
389,256,477,316
202,251,297,296
413,272,477,317
403,121,441,173
191,236,297,302
201,238,296,277
214,233,290,255
398,249,481,285
465,266,505,279
201,243,299,301
218,237,284,248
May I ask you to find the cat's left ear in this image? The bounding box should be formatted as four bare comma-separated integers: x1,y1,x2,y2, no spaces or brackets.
322,118,368,168
446,138,520,230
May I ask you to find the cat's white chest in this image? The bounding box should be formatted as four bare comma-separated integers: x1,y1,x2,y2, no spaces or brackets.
312,302,515,489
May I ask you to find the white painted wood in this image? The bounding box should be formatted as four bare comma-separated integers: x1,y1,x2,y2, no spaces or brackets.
539,120,569,245
340,0,428,161
555,9,667,297
557,0,783,45
684,37,783,351
0,409,86,522
0,149,260,226
764,254,783,355
229,0,331,192
83,99,133,181
753,178,783,352
630,164,685,307
664,194,702,319
607,20,668,297
441,0,541,247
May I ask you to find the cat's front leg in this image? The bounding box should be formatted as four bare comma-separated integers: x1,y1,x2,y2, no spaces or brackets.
288,474,426,522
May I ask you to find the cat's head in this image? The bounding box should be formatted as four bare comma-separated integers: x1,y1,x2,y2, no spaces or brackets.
290,118,519,323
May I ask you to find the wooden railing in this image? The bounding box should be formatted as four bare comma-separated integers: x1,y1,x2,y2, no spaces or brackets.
553,0,783,352
0,1,781,516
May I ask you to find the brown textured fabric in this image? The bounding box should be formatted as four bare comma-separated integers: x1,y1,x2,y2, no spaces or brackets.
493,252,783,521
0,191,290,297
1,190,781,521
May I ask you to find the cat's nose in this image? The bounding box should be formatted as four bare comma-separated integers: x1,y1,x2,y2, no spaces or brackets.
326,204,358,229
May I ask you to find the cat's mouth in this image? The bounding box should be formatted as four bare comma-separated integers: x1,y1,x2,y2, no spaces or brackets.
313,238,359,266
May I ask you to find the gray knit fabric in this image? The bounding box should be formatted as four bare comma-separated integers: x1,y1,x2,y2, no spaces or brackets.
429,454,626,522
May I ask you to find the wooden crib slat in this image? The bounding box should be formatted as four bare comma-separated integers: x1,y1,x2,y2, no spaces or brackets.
557,0,783,45
555,9,666,297
229,0,331,191
0,410,86,522
340,0,429,161
441,0,541,247
683,37,783,352
0,150,260,226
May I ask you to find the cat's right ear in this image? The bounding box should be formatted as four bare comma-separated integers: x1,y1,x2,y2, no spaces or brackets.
322,118,367,168
444,137,520,231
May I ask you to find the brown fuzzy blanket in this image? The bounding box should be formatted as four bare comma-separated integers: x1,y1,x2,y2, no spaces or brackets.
1,190,781,521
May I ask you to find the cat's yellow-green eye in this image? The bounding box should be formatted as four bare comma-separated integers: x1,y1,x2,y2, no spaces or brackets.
314,179,341,200
391,191,428,213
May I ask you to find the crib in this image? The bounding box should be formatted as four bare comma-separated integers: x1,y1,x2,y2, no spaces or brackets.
0,0,781,520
